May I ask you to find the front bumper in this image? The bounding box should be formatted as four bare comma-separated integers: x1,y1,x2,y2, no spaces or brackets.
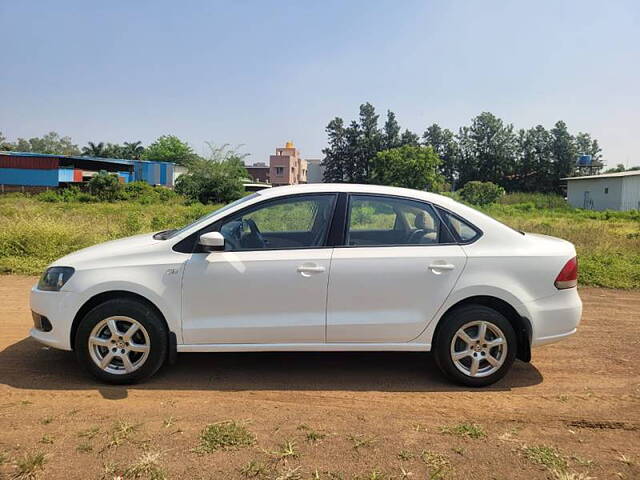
29,285,79,351
526,288,582,347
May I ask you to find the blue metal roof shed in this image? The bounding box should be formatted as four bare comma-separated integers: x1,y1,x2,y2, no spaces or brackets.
0,151,176,188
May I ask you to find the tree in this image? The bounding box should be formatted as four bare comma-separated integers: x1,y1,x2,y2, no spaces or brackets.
575,132,602,161
122,141,145,159
356,102,382,182
143,135,196,165
400,129,420,146
82,141,106,157
515,125,553,192
7,131,80,155
175,144,248,204
321,103,384,183
382,110,401,150
88,170,121,201
0,132,10,150
457,112,517,189
343,120,363,182
422,124,459,187
550,120,577,192
604,163,626,173
103,143,127,158
371,145,443,191
321,118,347,182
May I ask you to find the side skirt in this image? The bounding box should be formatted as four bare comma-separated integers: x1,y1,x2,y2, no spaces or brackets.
177,343,431,353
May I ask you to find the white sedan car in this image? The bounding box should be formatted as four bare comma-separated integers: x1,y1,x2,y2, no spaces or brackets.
30,184,581,387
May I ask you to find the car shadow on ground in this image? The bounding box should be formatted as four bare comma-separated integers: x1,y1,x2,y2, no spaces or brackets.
0,338,543,399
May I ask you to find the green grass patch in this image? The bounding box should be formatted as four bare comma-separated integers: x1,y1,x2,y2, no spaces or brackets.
0,192,639,288
440,422,486,439
14,451,47,479
523,445,567,472
0,195,218,275
198,421,255,452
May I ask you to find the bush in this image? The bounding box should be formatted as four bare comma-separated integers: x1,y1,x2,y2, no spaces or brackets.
36,187,96,203
36,190,61,203
119,181,180,204
88,171,122,201
459,181,505,206
175,158,246,204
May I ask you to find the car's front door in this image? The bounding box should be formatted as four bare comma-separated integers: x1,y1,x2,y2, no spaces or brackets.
181,194,337,345
326,194,467,343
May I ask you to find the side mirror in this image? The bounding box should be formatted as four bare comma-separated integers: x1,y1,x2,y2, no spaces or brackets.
199,232,225,252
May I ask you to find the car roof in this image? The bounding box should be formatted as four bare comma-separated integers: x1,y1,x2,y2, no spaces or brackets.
257,183,445,202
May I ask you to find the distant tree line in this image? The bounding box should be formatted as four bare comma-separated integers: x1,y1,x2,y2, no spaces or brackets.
604,163,640,173
0,131,199,166
322,103,608,193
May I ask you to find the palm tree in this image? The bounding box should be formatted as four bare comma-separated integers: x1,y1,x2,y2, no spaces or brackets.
122,141,145,160
82,141,105,157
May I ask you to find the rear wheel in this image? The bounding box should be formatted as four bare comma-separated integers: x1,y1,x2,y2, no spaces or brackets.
75,298,167,384
434,305,517,387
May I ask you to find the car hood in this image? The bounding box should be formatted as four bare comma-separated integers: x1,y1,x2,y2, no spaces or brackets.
51,232,161,268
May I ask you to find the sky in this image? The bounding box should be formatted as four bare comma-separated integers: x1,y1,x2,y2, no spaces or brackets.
1,0,639,167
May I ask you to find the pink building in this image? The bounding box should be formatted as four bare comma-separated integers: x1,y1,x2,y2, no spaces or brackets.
269,141,307,186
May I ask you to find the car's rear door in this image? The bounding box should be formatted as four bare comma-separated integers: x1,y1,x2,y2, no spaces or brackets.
326,194,467,343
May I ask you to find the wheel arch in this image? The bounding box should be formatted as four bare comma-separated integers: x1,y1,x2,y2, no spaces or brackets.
433,295,532,362
70,290,170,351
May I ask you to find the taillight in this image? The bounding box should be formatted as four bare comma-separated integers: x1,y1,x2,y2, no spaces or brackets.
555,256,578,289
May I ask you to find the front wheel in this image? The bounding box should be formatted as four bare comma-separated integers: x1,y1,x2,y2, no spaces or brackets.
433,305,517,387
75,298,168,384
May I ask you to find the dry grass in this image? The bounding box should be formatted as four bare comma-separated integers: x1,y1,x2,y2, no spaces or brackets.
105,420,141,449
123,451,166,480
13,451,47,479
347,434,377,451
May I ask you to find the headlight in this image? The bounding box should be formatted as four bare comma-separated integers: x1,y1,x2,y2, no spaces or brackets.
38,267,75,291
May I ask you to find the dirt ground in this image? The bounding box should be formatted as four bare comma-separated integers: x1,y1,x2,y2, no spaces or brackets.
0,276,638,480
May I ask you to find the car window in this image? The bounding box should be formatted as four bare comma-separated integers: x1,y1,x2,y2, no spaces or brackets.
218,194,336,251
346,195,451,246
348,198,398,231
436,207,480,242
158,193,260,240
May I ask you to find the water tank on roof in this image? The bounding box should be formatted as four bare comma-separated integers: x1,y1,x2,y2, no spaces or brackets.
577,154,592,166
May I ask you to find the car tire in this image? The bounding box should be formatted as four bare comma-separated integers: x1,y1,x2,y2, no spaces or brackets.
74,298,168,384
433,305,517,387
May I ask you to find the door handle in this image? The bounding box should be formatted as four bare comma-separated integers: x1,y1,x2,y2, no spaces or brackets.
428,263,455,271
297,264,326,276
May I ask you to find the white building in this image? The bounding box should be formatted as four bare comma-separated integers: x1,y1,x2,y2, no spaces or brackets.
305,158,325,183
563,170,640,211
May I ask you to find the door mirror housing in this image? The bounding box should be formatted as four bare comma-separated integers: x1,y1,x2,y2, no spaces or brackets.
199,232,225,252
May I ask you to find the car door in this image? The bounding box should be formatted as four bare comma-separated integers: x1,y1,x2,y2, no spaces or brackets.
181,193,337,345
326,194,468,343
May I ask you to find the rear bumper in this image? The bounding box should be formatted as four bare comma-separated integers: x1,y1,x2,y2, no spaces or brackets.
29,285,79,351
526,288,582,347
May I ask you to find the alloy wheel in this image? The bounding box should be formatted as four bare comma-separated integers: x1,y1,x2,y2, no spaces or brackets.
449,320,507,378
88,316,151,375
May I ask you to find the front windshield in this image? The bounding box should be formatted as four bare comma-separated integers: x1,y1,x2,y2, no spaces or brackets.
155,193,260,240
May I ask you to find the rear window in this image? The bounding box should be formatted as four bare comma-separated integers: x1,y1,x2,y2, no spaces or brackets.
436,208,481,243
